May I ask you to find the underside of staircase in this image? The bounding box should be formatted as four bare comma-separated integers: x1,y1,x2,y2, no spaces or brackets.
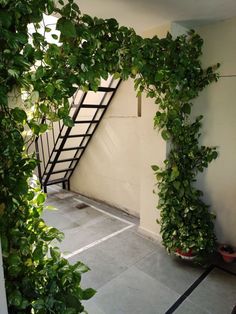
35,76,121,192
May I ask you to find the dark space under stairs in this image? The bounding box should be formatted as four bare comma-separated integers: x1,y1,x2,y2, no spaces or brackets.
35,77,121,192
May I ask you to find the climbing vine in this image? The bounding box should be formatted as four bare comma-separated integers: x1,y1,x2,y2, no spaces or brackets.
0,0,218,312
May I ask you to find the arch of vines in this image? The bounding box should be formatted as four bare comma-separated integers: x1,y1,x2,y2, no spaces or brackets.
0,0,219,312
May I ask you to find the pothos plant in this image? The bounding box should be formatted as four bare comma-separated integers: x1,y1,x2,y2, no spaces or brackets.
0,0,219,312
150,41,220,257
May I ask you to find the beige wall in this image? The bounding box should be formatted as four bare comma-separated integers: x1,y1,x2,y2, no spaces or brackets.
193,17,236,246
71,18,236,246
71,25,170,228
71,78,141,216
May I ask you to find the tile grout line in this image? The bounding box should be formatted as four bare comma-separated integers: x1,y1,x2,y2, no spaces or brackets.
63,224,135,259
73,197,134,226
214,264,236,276
165,264,215,314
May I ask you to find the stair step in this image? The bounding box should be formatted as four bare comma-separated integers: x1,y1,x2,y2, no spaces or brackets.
45,168,73,175
54,146,86,152
74,120,100,124
49,157,80,164
59,134,92,138
80,104,107,109
97,87,115,92
43,178,67,185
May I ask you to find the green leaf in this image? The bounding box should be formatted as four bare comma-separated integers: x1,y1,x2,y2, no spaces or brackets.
211,151,218,160
58,107,68,119
170,166,179,181
35,66,45,79
161,130,170,141
11,108,27,123
0,11,12,28
32,299,45,310
45,26,51,32
1,234,8,252
8,69,19,78
182,103,191,114
40,103,49,114
45,83,55,97
8,253,21,266
39,124,48,134
29,122,40,135
51,34,58,40
8,290,22,307
63,116,74,127
82,288,96,300
36,193,46,205
57,18,76,38
16,178,28,194
50,247,61,260
173,181,181,190
151,165,159,171
74,261,90,273
155,71,164,81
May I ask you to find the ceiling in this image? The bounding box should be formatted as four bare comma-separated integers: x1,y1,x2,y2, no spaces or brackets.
75,0,236,33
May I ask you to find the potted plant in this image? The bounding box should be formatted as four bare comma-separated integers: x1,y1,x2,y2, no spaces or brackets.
152,44,219,259
218,244,236,263
175,248,196,260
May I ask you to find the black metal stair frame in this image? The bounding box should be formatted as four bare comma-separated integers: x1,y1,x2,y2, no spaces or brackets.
35,77,121,192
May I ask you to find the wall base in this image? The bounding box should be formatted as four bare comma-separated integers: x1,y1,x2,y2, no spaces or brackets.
138,226,162,243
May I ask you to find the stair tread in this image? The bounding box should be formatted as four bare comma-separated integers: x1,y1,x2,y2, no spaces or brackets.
97,87,115,92
74,120,100,123
59,134,92,138
43,178,67,185
45,168,74,175
54,146,86,152
80,104,107,108
49,157,80,163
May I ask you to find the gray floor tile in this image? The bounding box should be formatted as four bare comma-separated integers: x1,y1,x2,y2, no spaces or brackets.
70,246,128,290
84,300,106,314
188,268,236,314
91,229,157,267
174,299,211,314
44,202,127,255
44,190,236,314
87,266,180,314
135,250,203,295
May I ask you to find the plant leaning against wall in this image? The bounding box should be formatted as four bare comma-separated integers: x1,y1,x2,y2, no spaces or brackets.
0,0,219,312
149,35,220,259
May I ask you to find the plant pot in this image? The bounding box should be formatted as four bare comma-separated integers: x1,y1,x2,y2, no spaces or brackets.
218,244,236,263
175,248,196,260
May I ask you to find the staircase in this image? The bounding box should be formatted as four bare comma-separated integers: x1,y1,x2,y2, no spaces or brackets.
35,76,121,192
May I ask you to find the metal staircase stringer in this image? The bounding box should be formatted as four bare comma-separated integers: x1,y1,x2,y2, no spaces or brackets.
42,92,88,192
66,78,122,188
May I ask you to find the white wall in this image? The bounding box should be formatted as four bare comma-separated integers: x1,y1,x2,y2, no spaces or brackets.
0,241,8,313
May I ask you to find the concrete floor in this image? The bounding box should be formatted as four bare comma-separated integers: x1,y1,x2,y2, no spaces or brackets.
44,186,236,314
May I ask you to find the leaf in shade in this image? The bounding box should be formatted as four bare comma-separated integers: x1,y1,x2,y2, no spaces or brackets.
57,18,76,38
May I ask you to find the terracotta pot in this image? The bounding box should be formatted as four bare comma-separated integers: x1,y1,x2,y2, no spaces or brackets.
175,248,196,260
218,244,236,263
